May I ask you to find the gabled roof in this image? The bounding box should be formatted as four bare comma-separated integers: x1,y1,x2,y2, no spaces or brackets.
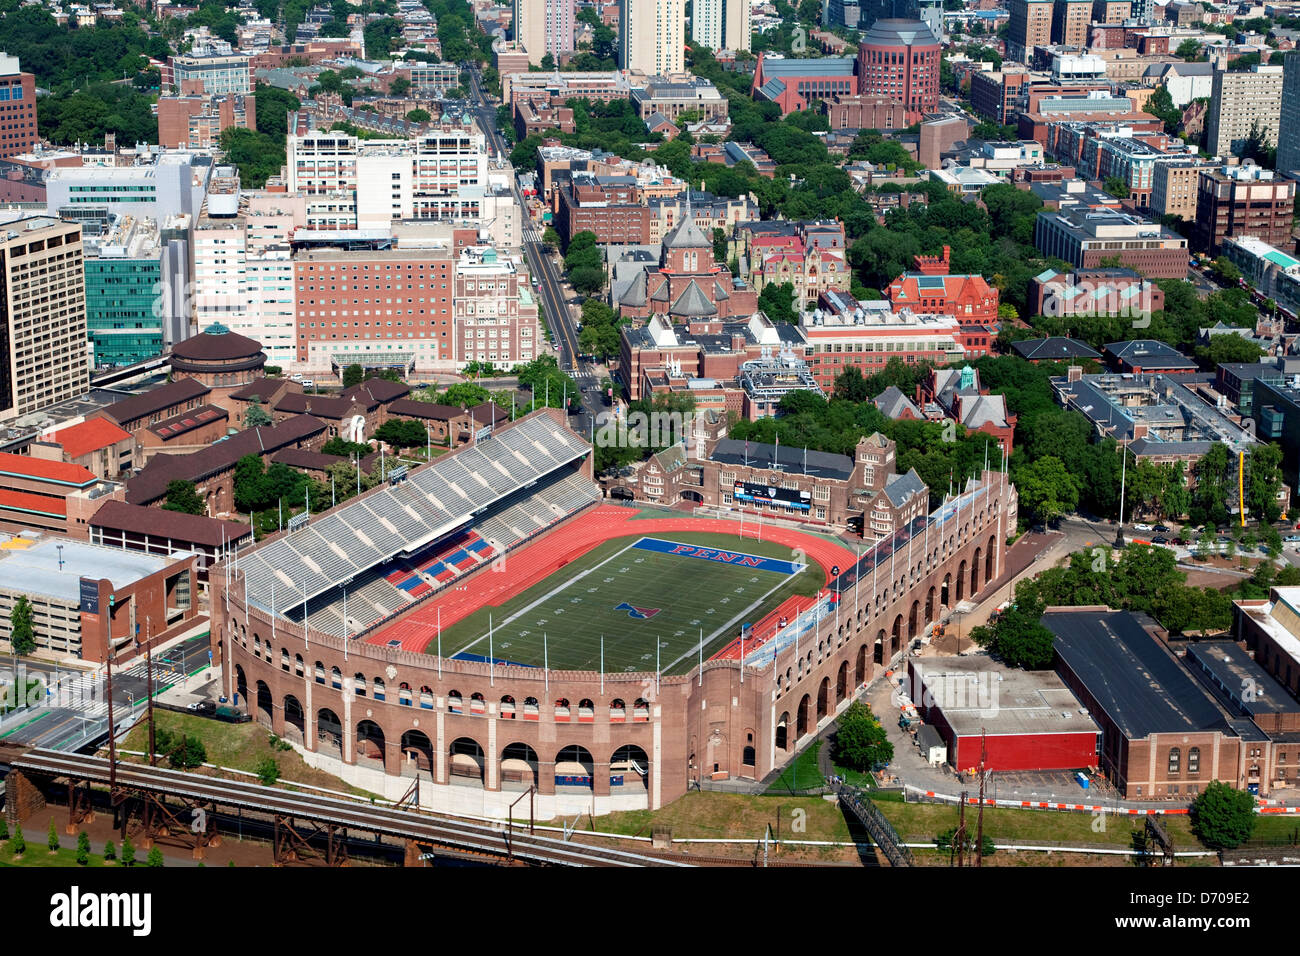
669,281,719,318
341,378,410,404
882,468,927,508
102,378,211,426
619,269,648,307
1010,337,1102,362
874,385,924,420
48,419,131,459
0,452,97,488
89,500,251,548
663,213,712,251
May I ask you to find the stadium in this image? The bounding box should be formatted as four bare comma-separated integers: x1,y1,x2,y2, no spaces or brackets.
214,408,1018,818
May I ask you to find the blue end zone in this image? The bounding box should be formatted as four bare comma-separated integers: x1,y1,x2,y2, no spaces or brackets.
632,537,804,575
451,652,537,668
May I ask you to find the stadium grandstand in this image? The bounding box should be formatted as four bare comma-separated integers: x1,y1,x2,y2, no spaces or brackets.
235,413,599,640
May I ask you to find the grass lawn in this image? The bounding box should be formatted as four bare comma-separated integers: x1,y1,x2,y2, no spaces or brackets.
0,841,108,868
765,740,825,795
1247,814,1300,843
436,531,820,674
589,791,855,843
830,758,876,790
877,800,1206,849
119,711,375,797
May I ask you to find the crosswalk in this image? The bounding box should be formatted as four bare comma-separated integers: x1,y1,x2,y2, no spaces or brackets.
523,223,543,244
44,662,186,718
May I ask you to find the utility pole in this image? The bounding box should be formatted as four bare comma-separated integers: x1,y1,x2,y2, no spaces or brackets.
954,789,967,867
976,731,987,868
145,619,156,767
106,652,118,791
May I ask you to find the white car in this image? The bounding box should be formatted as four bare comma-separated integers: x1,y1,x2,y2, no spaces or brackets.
1133,523,1154,532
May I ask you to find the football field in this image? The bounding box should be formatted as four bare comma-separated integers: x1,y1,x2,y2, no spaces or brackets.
434,532,821,675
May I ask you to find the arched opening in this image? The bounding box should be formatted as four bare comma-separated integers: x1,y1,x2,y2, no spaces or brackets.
419,686,434,710
680,490,703,503
446,689,462,713
956,560,967,602
578,698,595,722
609,698,626,722
796,694,810,739
523,696,540,720
330,666,342,689
633,698,650,721
816,676,830,721
940,574,950,608
314,661,325,684
986,536,995,581
353,673,367,698
836,660,848,703
611,744,649,792
501,742,539,789
971,547,982,594
874,629,885,665
891,614,903,657
234,664,248,707
283,695,305,745
398,682,413,706
255,680,273,728
355,719,386,770
776,712,789,751
500,694,516,719
372,676,385,701
856,644,867,686
908,600,919,640
925,586,935,623
294,654,304,676
555,745,594,789
469,692,486,715
401,729,433,776
554,698,571,721
316,708,342,759
448,737,485,784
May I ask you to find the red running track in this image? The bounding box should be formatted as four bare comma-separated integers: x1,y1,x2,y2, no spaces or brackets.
369,505,859,653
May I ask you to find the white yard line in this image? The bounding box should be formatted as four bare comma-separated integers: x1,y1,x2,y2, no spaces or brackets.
449,537,644,657
663,566,806,673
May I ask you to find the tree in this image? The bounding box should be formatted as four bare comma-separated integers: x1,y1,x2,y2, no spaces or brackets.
375,418,428,452
0,818,7,841
441,382,493,407
936,826,996,857
343,363,366,388
405,108,431,123
1014,455,1079,526
1177,38,1204,61
1103,176,1130,200
168,734,207,769
103,840,116,861
245,402,273,428
76,831,90,866
1190,780,1257,849
120,834,134,867
256,756,281,786
11,824,23,858
48,819,60,853
9,595,35,657
389,76,411,97
145,846,165,867
758,281,799,324
322,436,371,458
1210,256,1242,286
569,266,605,295
162,479,206,516
542,226,561,249
833,701,894,770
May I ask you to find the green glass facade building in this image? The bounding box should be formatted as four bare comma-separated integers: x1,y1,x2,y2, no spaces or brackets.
84,256,163,367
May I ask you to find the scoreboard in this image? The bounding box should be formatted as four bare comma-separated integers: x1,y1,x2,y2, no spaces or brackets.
733,481,811,511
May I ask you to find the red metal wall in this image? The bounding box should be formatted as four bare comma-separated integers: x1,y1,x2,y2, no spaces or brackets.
952,732,1098,773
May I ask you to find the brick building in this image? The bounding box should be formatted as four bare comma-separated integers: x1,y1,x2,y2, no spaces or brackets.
1192,164,1297,257
855,18,942,124
0,54,38,160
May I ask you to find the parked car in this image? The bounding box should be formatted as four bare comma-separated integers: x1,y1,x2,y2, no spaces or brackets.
1154,525,1171,533
1134,523,1154,532
1285,534,1300,543
1151,536,1169,545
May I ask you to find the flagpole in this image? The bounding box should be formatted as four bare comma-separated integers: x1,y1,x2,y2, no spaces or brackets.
854,543,861,624
600,636,604,695
271,580,276,642
437,606,442,680
342,587,348,662
698,628,703,686
489,612,494,687
544,632,549,692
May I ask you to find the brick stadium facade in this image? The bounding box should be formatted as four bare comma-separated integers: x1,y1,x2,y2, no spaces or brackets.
212,417,1017,818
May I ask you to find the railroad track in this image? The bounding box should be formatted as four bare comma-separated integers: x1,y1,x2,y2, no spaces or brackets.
13,749,691,868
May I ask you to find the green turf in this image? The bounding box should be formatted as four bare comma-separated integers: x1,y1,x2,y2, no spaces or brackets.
434,531,822,675
765,740,825,795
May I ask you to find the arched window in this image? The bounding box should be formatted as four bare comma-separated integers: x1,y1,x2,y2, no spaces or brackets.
609,698,626,722
398,682,413,706
554,698,571,722
314,662,325,685
633,698,650,722
578,698,595,722
294,654,304,676
330,666,342,689
1188,747,1200,774
372,676,385,701
500,695,516,719
523,696,540,720
1168,747,1180,775
280,648,290,671
353,673,367,697
420,686,435,710
469,692,486,715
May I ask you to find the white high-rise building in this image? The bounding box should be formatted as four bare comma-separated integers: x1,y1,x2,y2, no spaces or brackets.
1278,51,1300,177
286,127,490,230
620,0,686,76
691,0,750,53
191,176,302,367
514,0,576,66
1205,64,1283,159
